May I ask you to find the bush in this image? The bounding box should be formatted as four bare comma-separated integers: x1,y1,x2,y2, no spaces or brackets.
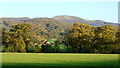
56,45,67,53
41,45,56,53
67,46,73,53
110,43,120,54
34,45,42,53
5,46,15,52
0,45,6,52
26,45,42,53
26,45,32,52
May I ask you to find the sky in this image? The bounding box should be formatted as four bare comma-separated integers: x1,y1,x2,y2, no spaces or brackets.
0,1,118,23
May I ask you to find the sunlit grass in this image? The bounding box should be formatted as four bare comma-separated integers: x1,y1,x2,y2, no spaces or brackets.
2,53,119,66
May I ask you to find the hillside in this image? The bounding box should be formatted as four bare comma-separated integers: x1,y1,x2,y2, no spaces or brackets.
52,15,118,27
1,15,118,27
26,18,72,38
0,17,71,39
1,15,119,39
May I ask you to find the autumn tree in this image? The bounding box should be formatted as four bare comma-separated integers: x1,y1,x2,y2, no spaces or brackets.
2,23,33,52
94,25,117,53
111,31,120,53
65,23,95,52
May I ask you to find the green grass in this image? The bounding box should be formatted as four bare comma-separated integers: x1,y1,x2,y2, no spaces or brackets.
48,39,57,43
1,53,119,66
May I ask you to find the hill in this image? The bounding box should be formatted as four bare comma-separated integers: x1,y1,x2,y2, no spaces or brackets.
52,15,118,27
0,17,71,39
1,15,119,39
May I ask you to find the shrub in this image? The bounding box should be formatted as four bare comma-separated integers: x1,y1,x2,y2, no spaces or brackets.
56,45,67,53
41,45,56,53
0,45,6,52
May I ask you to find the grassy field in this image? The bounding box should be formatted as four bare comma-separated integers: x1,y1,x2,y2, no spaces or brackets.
1,53,119,66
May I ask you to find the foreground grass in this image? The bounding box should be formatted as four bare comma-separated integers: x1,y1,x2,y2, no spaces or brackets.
1,53,119,66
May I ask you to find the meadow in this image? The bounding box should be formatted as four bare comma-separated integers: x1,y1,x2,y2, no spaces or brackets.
1,53,119,66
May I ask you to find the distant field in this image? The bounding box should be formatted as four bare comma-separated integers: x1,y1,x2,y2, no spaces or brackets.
1,53,119,66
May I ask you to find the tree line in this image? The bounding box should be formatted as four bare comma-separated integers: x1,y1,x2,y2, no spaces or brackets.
1,23,120,53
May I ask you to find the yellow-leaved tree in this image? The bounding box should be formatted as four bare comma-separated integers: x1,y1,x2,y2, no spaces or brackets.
65,22,95,52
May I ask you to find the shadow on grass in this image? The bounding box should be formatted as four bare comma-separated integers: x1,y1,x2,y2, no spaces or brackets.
2,60,119,68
